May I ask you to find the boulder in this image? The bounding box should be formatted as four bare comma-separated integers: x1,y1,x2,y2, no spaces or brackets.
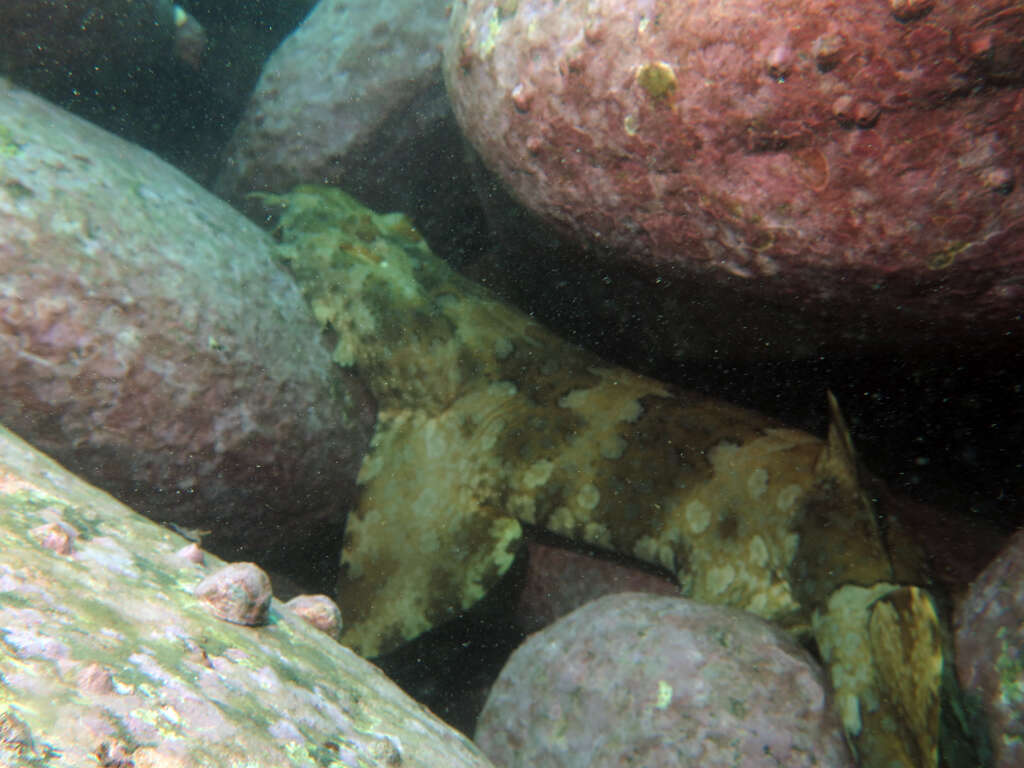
514,537,678,634
0,422,496,768
444,0,1024,358
475,592,854,768
0,82,374,585
215,0,490,260
955,529,1024,768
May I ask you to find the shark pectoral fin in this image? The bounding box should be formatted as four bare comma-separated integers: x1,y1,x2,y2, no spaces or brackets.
867,586,943,767
337,408,524,658
814,583,971,768
338,498,522,658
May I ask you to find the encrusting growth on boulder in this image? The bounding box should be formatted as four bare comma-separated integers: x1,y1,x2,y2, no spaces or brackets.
263,185,979,768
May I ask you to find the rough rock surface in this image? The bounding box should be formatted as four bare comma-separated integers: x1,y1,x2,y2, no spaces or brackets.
514,538,678,634
955,529,1024,768
476,592,854,768
0,82,374,582
444,0,1024,357
0,423,497,768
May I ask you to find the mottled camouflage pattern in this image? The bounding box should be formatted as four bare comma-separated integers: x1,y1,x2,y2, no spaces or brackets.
267,186,978,768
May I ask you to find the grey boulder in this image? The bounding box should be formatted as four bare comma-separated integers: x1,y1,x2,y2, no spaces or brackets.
0,81,374,583
476,592,853,768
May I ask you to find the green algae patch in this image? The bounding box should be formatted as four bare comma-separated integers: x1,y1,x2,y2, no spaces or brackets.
0,123,23,158
635,61,677,101
996,625,1024,706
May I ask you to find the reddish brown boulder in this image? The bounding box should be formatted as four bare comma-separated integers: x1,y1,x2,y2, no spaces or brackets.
0,82,374,582
445,0,1024,357
515,538,678,634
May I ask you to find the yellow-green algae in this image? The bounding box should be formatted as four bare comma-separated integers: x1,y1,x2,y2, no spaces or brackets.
264,186,979,768
0,425,490,768
635,61,678,101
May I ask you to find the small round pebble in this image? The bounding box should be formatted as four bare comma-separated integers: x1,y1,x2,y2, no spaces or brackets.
194,562,273,626
175,542,205,565
283,594,343,641
29,521,76,555
76,662,115,695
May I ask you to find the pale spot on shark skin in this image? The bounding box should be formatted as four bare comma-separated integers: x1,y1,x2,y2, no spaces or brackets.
423,420,450,459
583,522,612,548
350,301,378,337
748,591,768,614
747,467,769,499
479,416,506,451
746,582,798,616
558,388,589,409
494,336,514,359
508,493,537,524
784,532,800,565
599,434,627,459
685,499,712,535
657,543,675,572
549,505,576,537
749,534,769,567
634,535,659,564
523,459,554,489
418,527,441,555
576,483,600,511
707,440,742,468
618,398,643,423
707,564,736,596
777,484,803,511
488,380,518,398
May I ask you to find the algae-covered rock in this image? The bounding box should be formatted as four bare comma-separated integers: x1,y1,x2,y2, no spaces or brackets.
0,423,496,768
264,185,982,768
